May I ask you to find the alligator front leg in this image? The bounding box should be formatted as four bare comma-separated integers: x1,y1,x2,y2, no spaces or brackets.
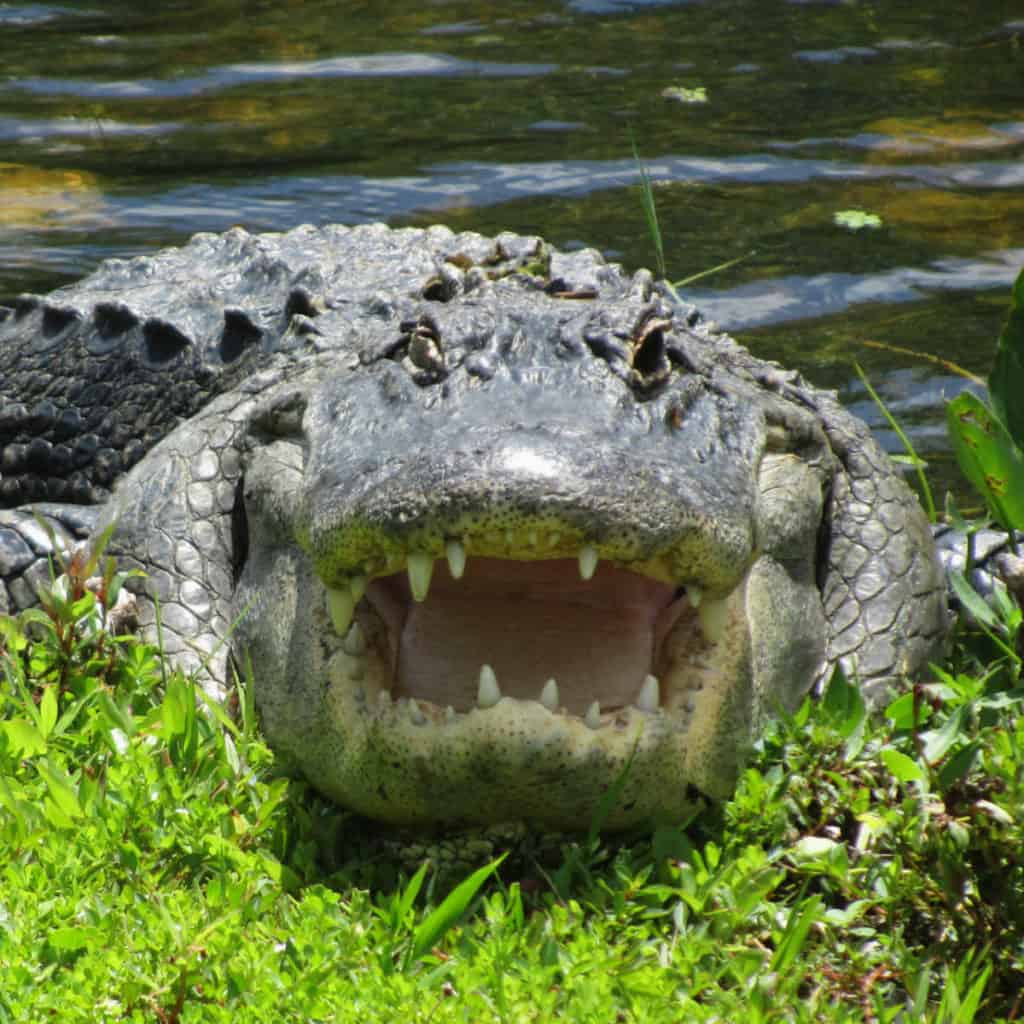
86,388,259,698
818,408,949,701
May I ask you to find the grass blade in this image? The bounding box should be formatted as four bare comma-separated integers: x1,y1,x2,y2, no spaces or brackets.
407,854,506,967
854,361,936,522
630,134,665,280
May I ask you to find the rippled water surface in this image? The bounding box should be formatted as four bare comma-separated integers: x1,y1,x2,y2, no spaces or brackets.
2,1,1022,497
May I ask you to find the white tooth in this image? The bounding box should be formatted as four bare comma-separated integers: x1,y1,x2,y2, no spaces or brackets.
578,545,599,581
445,539,466,579
540,678,559,711
636,674,660,712
327,587,355,634
698,599,729,645
584,700,601,729
686,583,703,608
350,575,367,603
407,552,434,602
477,664,501,708
410,700,426,726
343,622,366,656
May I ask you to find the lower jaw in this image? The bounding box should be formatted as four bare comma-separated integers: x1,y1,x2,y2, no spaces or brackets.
324,681,706,828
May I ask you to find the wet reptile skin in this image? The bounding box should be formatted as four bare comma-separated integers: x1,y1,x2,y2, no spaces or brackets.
0,223,948,828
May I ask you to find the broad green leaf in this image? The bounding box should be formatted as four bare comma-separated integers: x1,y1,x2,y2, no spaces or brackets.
821,666,866,740
37,759,82,820
885,691,932,731
0,772,31,835
2,718,47,757
39,686,58,738
921,706,968,764
408,854,506,966
96,691,135,738
946,390,1024,529
161,677,188,737
48,926,99,952
989,267,1024,447
938,741,981,790
790,836,839,862
881,748,924,784
0,613,26,653
822,899,870,927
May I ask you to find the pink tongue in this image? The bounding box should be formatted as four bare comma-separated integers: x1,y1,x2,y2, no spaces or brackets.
368,559,675,714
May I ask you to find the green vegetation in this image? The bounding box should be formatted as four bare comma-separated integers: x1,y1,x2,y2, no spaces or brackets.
2,214,1023,1020
947,268,1024,535
1,519,1023,1020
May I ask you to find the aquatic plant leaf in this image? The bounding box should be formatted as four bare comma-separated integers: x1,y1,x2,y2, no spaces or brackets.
834,209,882,230
946,390,1024,530
989,266,1024,448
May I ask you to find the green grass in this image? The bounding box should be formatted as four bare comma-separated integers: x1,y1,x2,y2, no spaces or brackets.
2,560,1024,1021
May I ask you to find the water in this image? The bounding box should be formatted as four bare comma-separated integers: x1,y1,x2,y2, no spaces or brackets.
1,0,1022,500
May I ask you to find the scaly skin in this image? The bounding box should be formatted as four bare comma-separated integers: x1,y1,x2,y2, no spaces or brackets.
0,223,948,829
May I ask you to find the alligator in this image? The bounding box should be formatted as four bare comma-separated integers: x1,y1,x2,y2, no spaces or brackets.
0,223,949,830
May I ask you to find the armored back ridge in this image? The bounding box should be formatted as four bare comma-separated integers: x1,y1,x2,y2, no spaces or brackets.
0,223,947,828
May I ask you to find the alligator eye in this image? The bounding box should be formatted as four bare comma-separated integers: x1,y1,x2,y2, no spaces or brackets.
633,318,670,375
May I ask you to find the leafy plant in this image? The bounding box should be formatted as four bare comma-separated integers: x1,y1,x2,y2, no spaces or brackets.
947,267,1024,533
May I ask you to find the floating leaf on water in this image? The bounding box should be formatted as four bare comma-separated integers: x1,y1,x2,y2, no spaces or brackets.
661,85,708,104
834,209,883,230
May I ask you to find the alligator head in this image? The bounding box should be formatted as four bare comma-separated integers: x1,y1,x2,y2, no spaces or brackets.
233,291,836,829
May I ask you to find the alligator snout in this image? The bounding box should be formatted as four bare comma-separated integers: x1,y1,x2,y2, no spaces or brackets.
233,362,826,828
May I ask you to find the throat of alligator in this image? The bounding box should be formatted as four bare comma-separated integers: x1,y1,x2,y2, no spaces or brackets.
360,557,704,716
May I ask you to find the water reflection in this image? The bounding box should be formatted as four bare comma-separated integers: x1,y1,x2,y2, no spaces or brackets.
687,251,1024,331
0,0,1021,495
11,54,560,100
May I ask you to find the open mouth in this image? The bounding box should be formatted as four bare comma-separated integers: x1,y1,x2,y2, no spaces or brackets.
243,503,759,827
321,534,736,732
